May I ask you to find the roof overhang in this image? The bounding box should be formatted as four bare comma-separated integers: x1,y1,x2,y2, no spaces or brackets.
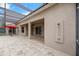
15,3,56,25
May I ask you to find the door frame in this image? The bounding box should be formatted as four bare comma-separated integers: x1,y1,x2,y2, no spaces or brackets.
76,3,79,56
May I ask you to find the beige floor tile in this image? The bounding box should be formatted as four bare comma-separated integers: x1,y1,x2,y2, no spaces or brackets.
0,36,69,56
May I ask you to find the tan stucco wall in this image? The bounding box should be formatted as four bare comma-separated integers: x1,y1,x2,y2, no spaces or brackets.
44,4,76,55
18,25,27,36
16,4,76,55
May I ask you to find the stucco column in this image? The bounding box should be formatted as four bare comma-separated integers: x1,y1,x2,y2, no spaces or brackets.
26,24,28,36
28,22,31,39
16,27,18,35
19,26,21,35
6,28,9,35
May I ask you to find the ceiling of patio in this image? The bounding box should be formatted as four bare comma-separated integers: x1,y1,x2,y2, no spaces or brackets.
0,3,44,23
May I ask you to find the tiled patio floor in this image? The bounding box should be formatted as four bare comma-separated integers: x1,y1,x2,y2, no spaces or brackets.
0,35,69,56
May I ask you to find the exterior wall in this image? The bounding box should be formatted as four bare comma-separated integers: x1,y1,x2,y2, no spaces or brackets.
17,24,28,36
20,25,27,36
16,4,76,55
45,4,76,55
44,4,76,55
6,22,16,35
31,23,44,36
31,20,44,37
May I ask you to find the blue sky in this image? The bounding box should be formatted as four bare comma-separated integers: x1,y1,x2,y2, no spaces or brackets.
8,3,43,15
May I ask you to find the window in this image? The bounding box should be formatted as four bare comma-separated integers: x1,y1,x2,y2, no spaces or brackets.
35,26,42,35
21,27,24,33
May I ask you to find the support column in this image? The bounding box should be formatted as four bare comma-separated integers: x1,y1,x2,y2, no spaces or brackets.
19,26,21,35
16,27,18,35
6,28,9,35
28,22,31,39
26,24,28,36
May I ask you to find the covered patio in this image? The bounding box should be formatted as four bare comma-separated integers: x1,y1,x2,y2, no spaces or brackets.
0,36,69,56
